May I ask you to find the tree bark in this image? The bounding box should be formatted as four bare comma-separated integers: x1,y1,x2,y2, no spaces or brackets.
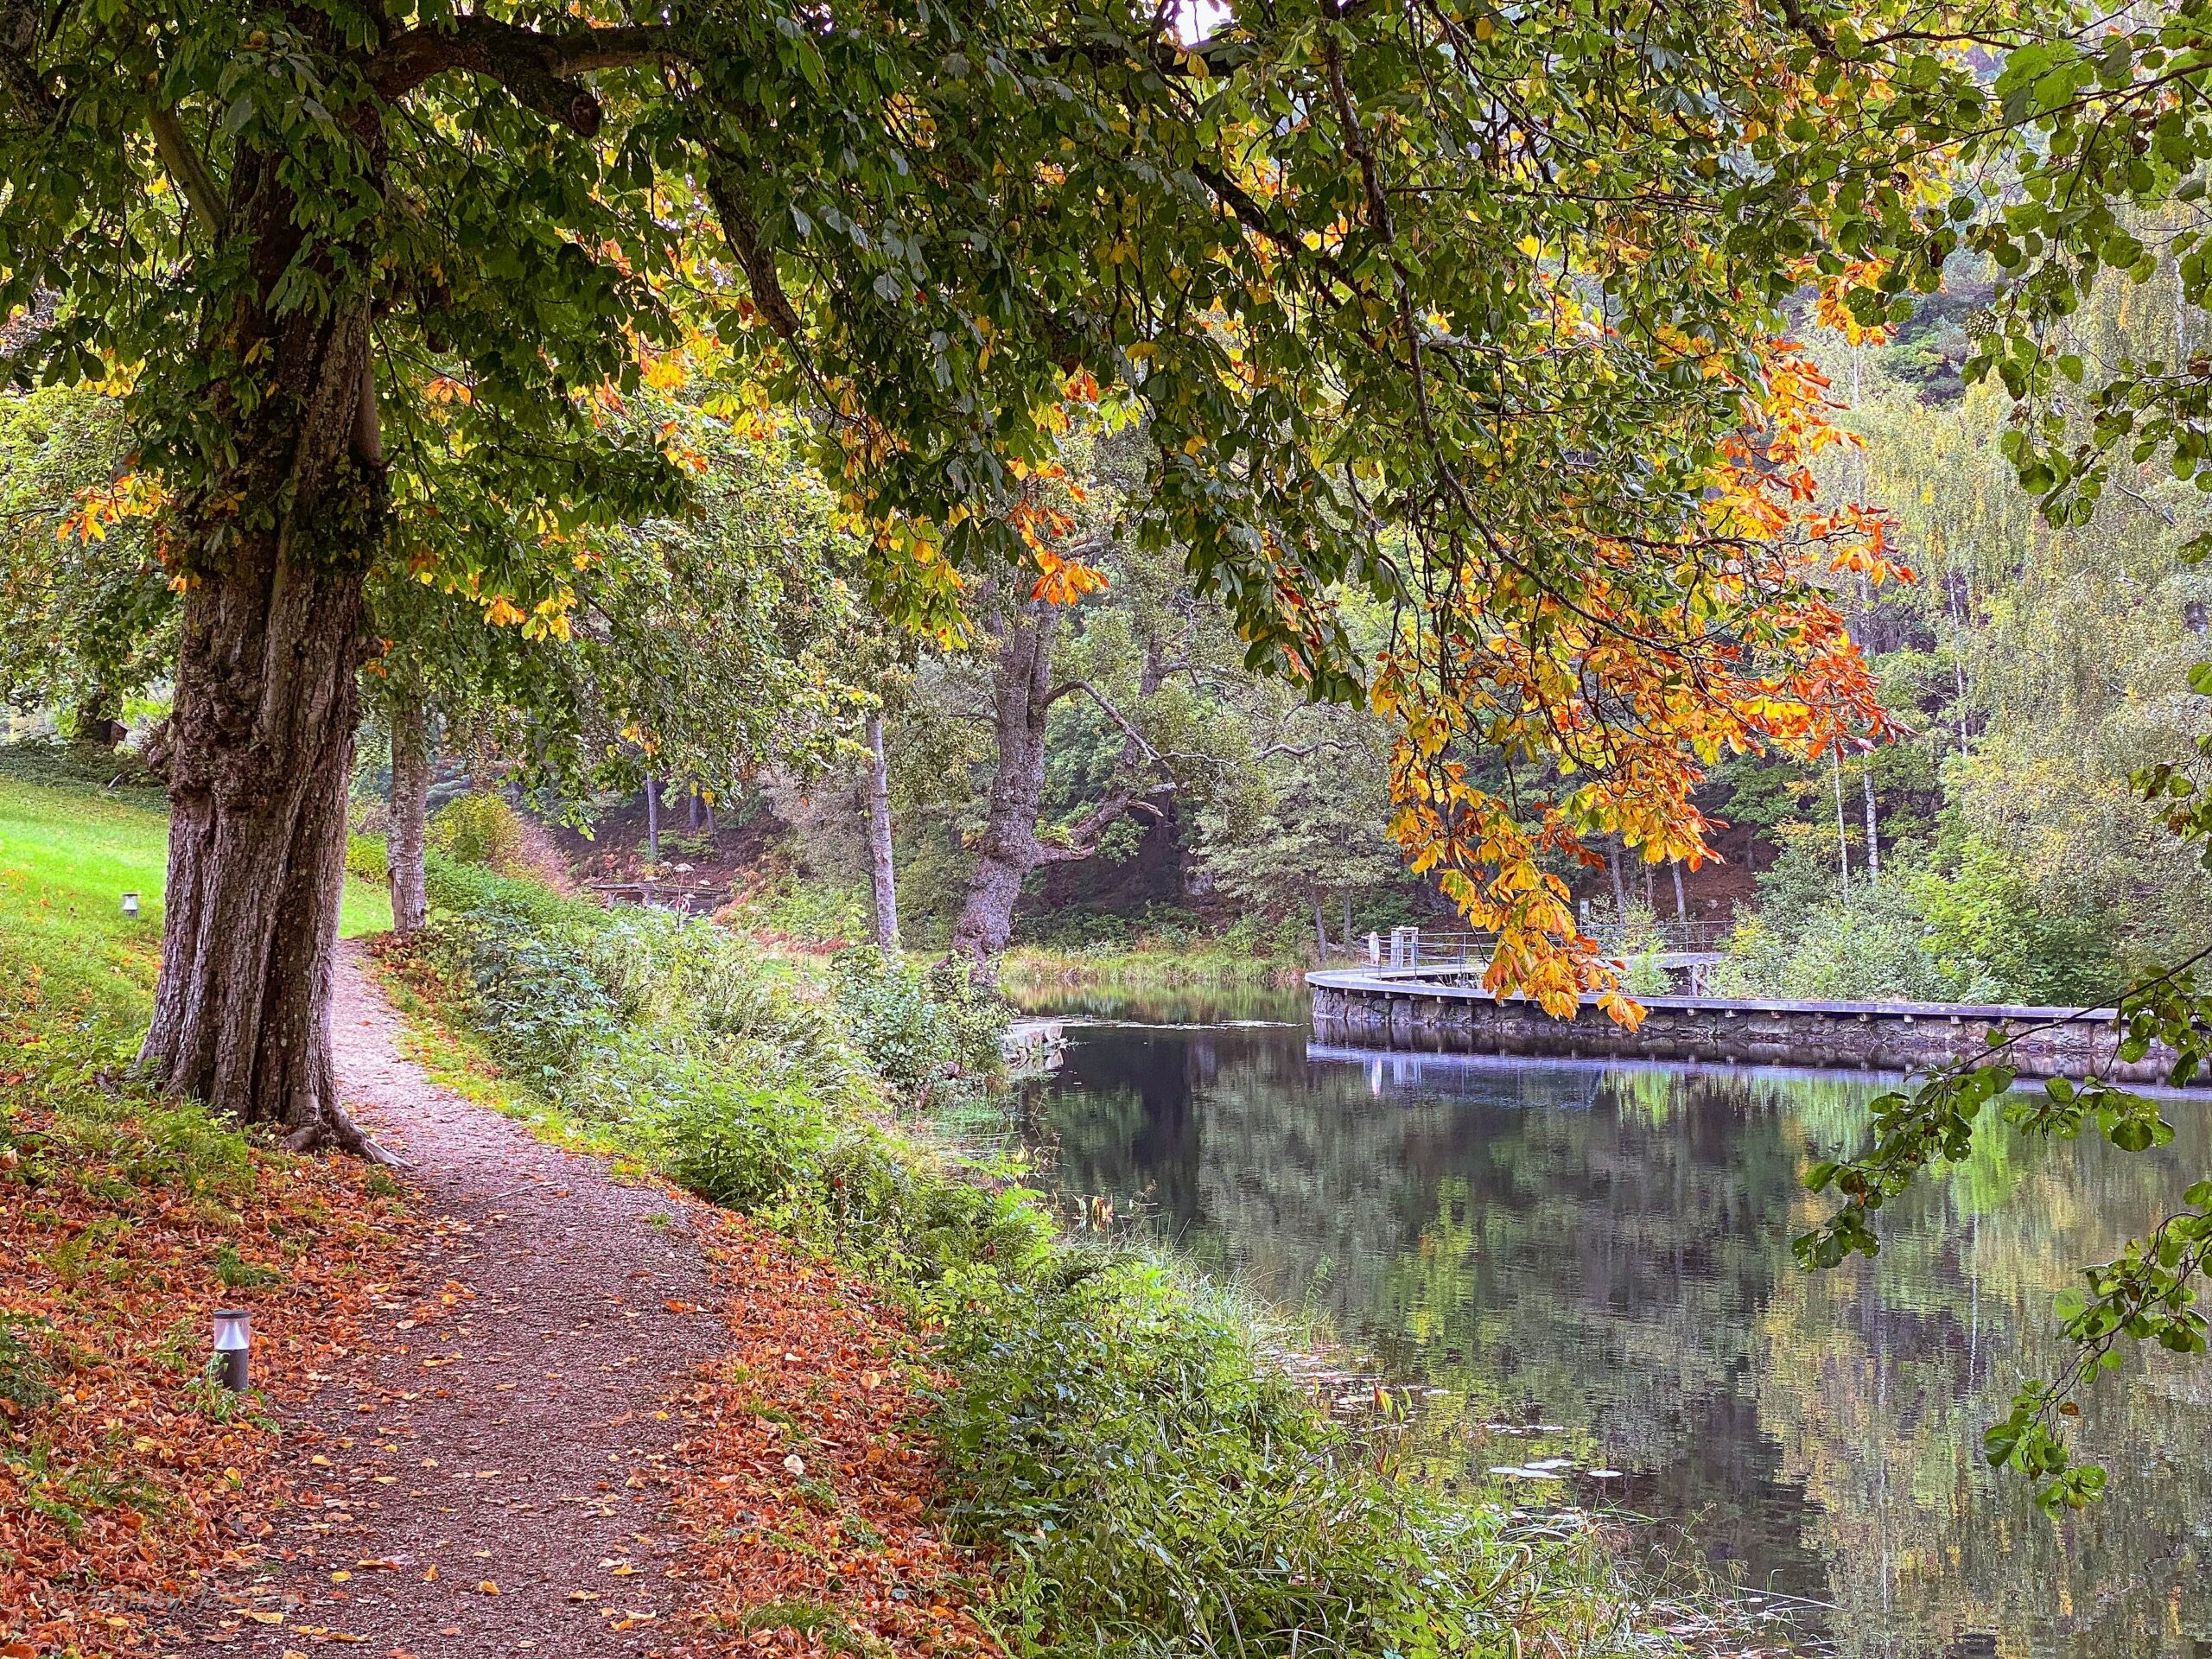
1832,748,1852,901
137,133,394,1159
950,601,1061,980
1670,861,1688,924
1312,895,1328,958
1606,839,1629,918
645,772,660,863
862,712,899,951
1861,761,1881,883
387,690,430,934
948,595,1169,982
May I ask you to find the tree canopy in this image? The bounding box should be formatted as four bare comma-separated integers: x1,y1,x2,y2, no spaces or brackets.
0,0,1993,1064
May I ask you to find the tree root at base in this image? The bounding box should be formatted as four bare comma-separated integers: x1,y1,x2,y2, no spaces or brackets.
283,1101,409,1168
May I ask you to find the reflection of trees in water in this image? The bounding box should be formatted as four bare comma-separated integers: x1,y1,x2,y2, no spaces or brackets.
1755,1104,2212,1656
1030,1033,2212,1657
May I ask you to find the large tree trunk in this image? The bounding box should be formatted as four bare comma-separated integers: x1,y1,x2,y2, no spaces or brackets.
137,137,392,1157
862,712,900,951
950,602,1060,980
387,690,430,934
949,597,1166,983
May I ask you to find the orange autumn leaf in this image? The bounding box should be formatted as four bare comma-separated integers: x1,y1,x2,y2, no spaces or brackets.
1029,547,1109,605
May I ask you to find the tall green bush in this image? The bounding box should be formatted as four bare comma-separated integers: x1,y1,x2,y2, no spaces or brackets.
427,791,529,873
829,945,1007,1111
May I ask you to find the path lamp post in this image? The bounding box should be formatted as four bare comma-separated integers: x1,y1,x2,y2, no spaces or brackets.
121,891,140,919
212,1309,251,1391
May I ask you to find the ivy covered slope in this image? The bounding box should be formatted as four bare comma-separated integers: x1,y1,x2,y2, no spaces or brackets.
0,752,415,1652
385,850,1666,1657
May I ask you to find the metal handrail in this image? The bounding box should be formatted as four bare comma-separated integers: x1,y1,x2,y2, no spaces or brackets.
1325,919,1730,966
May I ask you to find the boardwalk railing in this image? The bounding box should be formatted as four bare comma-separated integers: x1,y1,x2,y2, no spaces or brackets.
1324,920,1730,968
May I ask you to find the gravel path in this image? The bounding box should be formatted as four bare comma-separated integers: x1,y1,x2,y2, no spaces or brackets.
171,940,728,1658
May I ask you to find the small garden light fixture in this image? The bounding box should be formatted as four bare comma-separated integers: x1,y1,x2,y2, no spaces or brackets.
212,1309,251,1391
121,891,141,919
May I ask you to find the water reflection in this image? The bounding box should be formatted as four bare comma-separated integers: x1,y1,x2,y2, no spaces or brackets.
1018,1008,2212,1658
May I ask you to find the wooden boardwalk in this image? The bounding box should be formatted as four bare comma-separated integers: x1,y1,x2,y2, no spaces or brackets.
1307,963,2193,1085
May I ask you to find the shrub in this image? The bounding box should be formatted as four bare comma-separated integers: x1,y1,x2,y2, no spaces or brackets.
1711,875,1959,1002
423,850,578,929
443,912,619,1084
345,832,388,884
427,791,528,873
1912,836,2122,1005
829,946,1006,1111
1711,842,1967,1002
931,1256,1586,1656
726,874,871,945
648,1052,836,1213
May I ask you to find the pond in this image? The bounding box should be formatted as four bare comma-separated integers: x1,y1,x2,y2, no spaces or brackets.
1005,982,2212,1658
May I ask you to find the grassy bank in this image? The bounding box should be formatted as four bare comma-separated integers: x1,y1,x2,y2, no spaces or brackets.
0,747,393,988
384,855,1669,1658
1001,929,1308,992
0,760,416,1655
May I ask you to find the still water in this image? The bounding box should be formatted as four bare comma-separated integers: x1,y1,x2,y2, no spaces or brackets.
1007,982,2212,1658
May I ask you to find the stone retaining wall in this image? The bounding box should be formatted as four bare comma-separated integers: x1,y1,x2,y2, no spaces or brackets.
1307,981,2189,1084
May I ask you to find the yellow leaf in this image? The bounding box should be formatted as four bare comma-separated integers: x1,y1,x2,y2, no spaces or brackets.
478,1580,500,1595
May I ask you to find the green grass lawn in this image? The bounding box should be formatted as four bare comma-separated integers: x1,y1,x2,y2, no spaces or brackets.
0,768,391,1029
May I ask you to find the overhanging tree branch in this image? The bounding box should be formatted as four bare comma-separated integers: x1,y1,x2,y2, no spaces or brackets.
1046,676,1173,770
148,107,228,237
702,156,805,340
369,18,684,134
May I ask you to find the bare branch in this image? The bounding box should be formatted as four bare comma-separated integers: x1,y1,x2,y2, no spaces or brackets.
1046,677,1173,770
149,107,228,237
369,18,683,134
1192,163,1355,290
702,156,804,340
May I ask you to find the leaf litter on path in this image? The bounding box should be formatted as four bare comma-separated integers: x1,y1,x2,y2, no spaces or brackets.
145,941,998,1659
